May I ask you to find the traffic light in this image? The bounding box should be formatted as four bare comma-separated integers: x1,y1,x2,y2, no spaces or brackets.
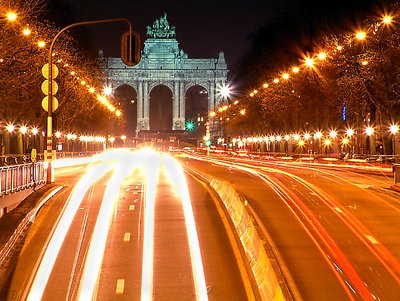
185,120,196,132
121,31,141,66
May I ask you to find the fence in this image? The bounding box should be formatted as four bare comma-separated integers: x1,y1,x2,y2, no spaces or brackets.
0,162,45,196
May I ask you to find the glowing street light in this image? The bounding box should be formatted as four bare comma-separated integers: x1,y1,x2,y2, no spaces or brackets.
218,83,232,100
329,130,337,139
355,31,366,41
317,52,327,60
346,128,354,137
5,12,17,22
103,86,112,96
6,124,15,133
390,124,399,156
31,128,39,135
304,57,314,68
23,27,32,36
390,124,399,135
342,137,350,146
55,131,62,138
20,126,28,135
314,131,323,140
382,15,393,25
365,126,374,136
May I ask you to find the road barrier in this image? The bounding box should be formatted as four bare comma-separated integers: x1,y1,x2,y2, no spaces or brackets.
0,163,45,196
210,179,285,301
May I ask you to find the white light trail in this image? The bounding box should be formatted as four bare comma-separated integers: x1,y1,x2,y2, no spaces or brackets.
162,154,208,301
141,149,160,301
78,151,138,300
27,163,112,301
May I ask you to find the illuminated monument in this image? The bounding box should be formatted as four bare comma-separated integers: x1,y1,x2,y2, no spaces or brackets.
101,13,228,133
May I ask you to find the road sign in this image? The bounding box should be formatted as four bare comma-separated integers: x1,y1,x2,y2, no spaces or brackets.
41,80,59,95
42,63,59,79
42,96,59,112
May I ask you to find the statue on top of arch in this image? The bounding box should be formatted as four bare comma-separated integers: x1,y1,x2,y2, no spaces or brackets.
146,12,176,38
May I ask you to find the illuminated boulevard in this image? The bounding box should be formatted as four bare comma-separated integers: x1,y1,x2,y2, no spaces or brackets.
2,148,399,300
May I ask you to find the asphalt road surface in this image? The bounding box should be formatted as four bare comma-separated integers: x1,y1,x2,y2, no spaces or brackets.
7,151,249,301
183,153,400,301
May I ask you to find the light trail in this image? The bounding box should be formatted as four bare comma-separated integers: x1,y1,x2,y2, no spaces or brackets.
78,150,139,300
26,163,113,301
162,153,208,301
187,156,371,300
141,149,160,301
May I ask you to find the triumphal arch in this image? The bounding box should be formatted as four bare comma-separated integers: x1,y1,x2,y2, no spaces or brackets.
101,13,228,133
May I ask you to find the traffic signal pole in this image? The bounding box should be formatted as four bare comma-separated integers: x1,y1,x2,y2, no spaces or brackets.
46,18,138,183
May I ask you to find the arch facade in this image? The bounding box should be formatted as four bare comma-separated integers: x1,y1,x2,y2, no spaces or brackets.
101,13,228,133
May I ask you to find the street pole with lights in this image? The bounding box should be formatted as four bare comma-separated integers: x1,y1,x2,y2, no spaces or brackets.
45,18,140,183
390,124,399,156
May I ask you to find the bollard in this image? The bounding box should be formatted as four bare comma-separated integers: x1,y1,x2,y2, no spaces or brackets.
393,164,400,184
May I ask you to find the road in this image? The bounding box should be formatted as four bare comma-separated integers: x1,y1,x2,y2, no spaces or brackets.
183,153,400,301
7,150,249,301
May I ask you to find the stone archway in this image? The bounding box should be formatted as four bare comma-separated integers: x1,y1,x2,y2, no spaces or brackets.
149,85,173,131
101,13,228,136
113,84,137,135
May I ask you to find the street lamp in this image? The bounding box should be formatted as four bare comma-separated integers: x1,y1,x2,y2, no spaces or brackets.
20,125,28,155
365,126,374,154
3,12,17,22
45,18,140,184
31,127,39,151
390,124,399,156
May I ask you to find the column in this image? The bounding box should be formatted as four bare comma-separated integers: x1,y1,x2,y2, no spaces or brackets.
137,81,143,118
174,81,179,121
144,81,149,119
209,81,215,111
143,81,149,130
179,82,185,118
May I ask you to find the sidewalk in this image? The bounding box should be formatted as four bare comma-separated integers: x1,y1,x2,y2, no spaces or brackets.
0,184,63,297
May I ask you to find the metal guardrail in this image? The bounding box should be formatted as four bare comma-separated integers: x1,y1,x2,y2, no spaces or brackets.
0,162,45,196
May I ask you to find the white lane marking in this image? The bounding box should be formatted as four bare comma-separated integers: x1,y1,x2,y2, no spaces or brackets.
129,205,135,210
334,207,343,213
366,235,379,245
124,233,131,242
116,279,125,294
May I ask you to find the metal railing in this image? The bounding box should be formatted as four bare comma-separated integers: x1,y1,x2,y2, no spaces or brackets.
0,162,45,196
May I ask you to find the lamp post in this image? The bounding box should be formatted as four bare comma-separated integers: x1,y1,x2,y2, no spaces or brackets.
346,128,355,156
20,125,28,156
6,123,15,155
45,18,139,183
390,124,399,156
31,127,39,153
365,126,374,155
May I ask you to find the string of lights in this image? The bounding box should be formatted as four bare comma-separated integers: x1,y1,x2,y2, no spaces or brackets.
210,10,398,125
0,7,121,117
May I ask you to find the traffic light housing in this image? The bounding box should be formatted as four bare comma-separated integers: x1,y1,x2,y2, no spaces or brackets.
121,31,141,66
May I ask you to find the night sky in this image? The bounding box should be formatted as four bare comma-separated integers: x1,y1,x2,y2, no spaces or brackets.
63,0,387,71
